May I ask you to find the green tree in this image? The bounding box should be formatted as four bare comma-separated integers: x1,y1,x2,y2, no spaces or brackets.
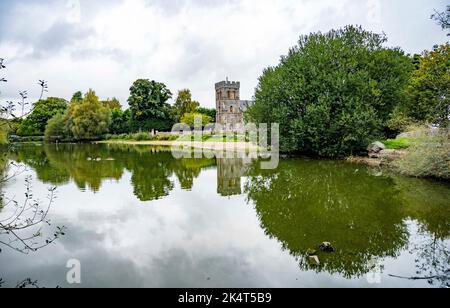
173,89,200,121
101,98,122,110
128,79,173,127
247,26,413,157
403,43,449,126
180,112,213,128
17,97,68,136
71,91,83,103
68,90,111,140
110,108,131,134
44,113,70,142
196,107,216,123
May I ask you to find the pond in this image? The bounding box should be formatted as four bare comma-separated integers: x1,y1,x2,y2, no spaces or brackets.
0,143,449,288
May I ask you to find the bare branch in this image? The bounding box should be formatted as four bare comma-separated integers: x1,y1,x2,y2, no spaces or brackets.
38,80,48,101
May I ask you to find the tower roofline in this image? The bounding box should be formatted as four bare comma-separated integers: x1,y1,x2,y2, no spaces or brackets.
215,80,240,89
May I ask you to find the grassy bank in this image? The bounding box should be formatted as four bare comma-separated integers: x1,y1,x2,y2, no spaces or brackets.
104,133,248,143
350,128,449,181
393,130,449,180
382,137,415,150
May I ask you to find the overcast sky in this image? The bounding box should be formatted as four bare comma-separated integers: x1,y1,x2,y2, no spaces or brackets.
0,0,448,108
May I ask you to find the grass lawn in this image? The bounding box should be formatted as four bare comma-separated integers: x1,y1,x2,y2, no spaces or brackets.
382,138,414,150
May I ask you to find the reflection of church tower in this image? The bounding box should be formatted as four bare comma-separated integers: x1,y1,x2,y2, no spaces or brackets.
217,158,245,197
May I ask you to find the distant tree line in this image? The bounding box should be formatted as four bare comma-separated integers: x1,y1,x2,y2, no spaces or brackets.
6,80,216,142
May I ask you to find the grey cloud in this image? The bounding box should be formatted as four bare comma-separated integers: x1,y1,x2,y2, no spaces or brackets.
0,1,94,60
31,21,94,59
70,47,129,63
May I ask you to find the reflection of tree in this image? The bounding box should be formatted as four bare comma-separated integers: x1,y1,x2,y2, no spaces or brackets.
127,150,215,201
174,158,216,190
128,152,175,201
10,144,126,192
393,177,450,287
408,234,450,288
395,177,450,239
245,159,410,278
8,144,216,201
9,145,71,185
44,144,124,192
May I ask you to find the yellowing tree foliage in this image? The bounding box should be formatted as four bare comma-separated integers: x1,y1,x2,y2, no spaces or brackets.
68,90,111,140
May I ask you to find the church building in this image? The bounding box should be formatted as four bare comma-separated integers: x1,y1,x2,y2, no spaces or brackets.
215,79,252,132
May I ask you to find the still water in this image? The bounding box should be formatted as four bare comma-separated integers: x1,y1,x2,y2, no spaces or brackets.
0,144,449,288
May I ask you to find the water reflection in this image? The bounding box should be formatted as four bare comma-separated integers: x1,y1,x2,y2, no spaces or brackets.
9,144,216,199
4,144,450,287
217,157,246,197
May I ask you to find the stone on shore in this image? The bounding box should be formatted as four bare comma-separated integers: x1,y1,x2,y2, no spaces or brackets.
368,142,386,155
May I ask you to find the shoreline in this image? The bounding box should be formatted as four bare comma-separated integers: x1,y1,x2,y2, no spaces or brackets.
347,149,408,168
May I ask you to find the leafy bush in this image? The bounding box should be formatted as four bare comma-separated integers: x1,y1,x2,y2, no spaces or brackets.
109,109,131,134
133,132,153,141
104,133,181,141
196,107,216,122
44,113,70,142
67,90,111,140
16,120,41,136
386,108,418,134
154,134,179,141
403,43,449,126
180,112,213,129
16,97,68,137
0,123,8,144
128,118,175,133
247,26,413,157
117,134,130,140
394,129,450,180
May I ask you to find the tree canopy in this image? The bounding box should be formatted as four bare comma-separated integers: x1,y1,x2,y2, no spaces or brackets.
127,79,174,131
196,107,216,123
128,79,172,121
180,112,213,128
71,91,83,103
173,89,200,121
403,43,449,126
44,113,69,142
67,90,111,140
17,97,68,136
247,26,413,157
101,98,122,110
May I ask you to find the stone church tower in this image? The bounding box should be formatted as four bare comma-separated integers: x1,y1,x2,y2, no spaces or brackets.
215,79,251,132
